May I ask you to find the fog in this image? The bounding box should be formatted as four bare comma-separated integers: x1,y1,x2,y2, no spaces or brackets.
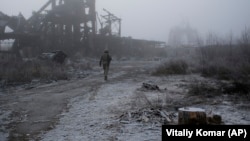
0,0,250,42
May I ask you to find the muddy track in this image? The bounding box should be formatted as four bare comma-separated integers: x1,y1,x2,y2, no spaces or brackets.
0,61,151,141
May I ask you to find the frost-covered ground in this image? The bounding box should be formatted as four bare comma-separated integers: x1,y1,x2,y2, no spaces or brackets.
39,81,148,141
0,60,250,141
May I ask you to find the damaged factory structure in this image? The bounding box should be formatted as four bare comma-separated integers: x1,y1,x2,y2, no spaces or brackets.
0,0,166,60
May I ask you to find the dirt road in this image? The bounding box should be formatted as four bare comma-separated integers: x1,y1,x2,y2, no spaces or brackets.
0,60,158,140
1,60,250,141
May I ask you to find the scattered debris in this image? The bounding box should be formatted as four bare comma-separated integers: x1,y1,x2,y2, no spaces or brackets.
139,82,161,91
118,108,177,125
120,107,223,126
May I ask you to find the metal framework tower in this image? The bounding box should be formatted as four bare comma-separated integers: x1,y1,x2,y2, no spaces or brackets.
98,9,121,37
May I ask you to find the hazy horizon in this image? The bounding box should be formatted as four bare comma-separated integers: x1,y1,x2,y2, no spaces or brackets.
1,0,250,43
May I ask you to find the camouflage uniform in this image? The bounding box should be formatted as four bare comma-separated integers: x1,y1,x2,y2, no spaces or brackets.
99,49,112,81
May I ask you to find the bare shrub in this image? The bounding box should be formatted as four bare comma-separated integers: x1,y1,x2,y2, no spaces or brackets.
152,59,188,76
188,27,250,95
200,62,232,80
238,27,250,62
198,44,250,80
0,59,68,86
196,27,250,82
188,79,250,96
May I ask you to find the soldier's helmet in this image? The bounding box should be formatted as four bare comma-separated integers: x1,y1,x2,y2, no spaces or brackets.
104,49,109,53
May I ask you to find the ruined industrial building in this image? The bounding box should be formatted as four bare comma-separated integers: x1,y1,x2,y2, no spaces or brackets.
0,0,166,60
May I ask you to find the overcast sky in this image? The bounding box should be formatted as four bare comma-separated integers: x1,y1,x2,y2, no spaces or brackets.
1,0,250,42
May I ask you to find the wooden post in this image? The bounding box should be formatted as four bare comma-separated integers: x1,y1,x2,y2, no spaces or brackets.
178,107,207,125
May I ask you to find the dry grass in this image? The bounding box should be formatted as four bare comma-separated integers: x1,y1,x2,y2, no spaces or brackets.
0,58,68,86
152,59,189,76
